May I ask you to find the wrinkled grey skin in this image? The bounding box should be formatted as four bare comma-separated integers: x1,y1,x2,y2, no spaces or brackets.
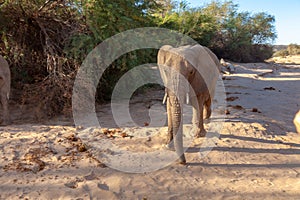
158,45,220,164
0,55,11,125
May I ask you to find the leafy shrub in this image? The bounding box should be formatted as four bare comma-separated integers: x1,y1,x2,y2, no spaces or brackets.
0,0,278,119
273,49,289,57
272,44,300,57
287,44,300,55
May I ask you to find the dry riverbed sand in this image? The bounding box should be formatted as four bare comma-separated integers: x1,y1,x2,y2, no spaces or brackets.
0,57,300,199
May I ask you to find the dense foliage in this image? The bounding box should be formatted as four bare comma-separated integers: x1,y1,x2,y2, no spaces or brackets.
0,0,277,117
157,1,276,62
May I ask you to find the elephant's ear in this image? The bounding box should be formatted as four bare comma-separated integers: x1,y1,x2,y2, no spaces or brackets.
203,46,222,72
189,65,208,98
182,45,219,100
157,46,170,86
157,45,174,65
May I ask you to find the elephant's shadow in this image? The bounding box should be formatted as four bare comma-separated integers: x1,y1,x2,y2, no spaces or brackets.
185,132,300,168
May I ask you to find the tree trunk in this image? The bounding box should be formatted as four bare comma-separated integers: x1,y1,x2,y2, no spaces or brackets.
1,93,9,124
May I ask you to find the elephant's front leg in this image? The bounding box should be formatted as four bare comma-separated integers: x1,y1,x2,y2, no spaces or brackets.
191,95,206,137
166,96,174,149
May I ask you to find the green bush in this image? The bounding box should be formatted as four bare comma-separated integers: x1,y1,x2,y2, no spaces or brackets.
287,44,300,55
273,49,289,57
158,1,277,62
272,44,300,57
0,0,278,118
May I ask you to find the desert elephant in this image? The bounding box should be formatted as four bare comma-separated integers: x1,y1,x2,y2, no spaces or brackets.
294,110,300,133
0,55,11,125
158,44,220,164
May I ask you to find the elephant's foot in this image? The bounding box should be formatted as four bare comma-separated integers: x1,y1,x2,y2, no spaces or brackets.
164,142,175,151
165,133,174,150
194,128,207,138
177,155,186,165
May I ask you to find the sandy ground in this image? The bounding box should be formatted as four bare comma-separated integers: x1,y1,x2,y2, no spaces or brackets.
0,58,300,199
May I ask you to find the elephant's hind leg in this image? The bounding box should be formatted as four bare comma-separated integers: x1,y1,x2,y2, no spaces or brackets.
192,96,206,137
203,97,212,120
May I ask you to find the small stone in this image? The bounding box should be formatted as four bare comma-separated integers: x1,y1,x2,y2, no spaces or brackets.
121,132,128,138
76,126,84,131
66,134,78,142
65,181,78,189
77,144,87,152
264,87,276,90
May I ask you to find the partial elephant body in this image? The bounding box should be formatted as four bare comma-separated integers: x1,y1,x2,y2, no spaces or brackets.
0,55,11,125
294,110,300,133
158,44,220,164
